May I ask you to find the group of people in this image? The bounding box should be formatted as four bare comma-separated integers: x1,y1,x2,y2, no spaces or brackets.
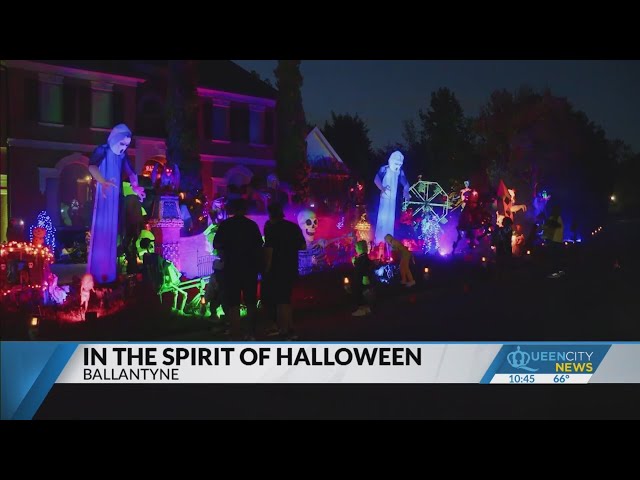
347,233,416,317
209,198,306,340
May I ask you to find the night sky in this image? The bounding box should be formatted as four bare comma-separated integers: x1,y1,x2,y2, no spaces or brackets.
234,60,640,153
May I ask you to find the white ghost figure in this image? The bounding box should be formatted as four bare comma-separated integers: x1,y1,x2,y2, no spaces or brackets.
374,150,410,244
389,151,404,172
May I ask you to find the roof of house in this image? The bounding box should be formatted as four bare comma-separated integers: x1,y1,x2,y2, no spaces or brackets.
306,126,350,175
32,60,277,99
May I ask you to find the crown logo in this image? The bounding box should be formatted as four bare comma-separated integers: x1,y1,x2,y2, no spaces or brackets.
507,346,538,372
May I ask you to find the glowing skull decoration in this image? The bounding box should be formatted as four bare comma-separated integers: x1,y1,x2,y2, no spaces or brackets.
388,150,404,172
297,209,318,244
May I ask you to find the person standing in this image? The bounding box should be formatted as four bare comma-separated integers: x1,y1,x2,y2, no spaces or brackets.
262,202,306,339
384,234,415,287
350,240,375,316
213,198,264,340
542,205,565,278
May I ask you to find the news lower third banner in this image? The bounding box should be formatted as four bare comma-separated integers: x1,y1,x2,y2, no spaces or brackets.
2,342,640,419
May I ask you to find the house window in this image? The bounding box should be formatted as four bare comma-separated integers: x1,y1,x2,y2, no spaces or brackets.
211,99,230,141
201,100,212,139
63,82,114,128
38,73,63,124
249,106,265,145
230,105,249,143
91,81,113,129
213,105,230,141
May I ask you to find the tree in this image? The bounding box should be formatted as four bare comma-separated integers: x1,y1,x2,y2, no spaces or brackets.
474,88,520,187
613,148,640,214
419,87,477,187
166,60,201,196
321,112,374,182
274,60,310,203
475,86,615,229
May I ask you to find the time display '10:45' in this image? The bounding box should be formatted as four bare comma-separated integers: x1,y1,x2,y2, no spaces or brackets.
509,374,535,383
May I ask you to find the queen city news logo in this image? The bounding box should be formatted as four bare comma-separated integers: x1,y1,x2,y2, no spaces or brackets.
506,345,595,373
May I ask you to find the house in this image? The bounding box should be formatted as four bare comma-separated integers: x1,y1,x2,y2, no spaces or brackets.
305,126,350,208
0,60,277,243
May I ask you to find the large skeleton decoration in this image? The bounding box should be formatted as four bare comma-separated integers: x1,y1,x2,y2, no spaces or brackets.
297,209,354,273
297,209,325,271
460,180,472,210
374,151,411,244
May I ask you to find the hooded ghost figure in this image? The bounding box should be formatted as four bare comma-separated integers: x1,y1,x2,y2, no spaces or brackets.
87,124,138,284
374,151,410,244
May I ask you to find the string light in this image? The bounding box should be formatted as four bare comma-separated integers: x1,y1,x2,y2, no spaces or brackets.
29,211,57,252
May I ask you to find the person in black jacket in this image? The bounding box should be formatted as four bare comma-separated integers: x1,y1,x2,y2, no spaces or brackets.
213,198,264,340
262,202,306,339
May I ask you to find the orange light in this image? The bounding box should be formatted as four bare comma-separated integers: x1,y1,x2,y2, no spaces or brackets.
526,250,531,255
30,317,39,327
481,257,487,262
424,267,429,273
343,277,350,285
200,296,206,305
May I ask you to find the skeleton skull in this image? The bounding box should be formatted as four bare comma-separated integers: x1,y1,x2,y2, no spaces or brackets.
297,209,318,243
136,230,156,257
388,151,404,172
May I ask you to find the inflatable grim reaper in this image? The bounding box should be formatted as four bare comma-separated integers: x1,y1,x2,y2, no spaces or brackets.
374,151,410,244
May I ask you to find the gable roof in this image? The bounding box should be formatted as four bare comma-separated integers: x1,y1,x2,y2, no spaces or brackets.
200,61,277,99
305,126,349,174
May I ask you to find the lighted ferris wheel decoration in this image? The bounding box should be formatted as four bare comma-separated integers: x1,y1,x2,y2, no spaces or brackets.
402,180,450,224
